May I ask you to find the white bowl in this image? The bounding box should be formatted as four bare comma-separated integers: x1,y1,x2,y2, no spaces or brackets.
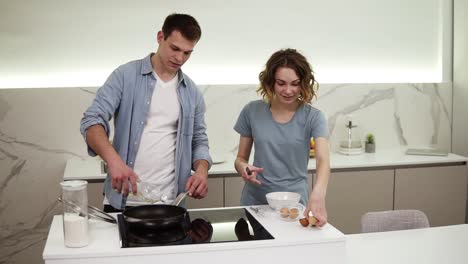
266,192,301,210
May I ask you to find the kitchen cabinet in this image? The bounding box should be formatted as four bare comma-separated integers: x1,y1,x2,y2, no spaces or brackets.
224,175,244,207
316,169,394,234
88,182,104,208
394,165,468,227
321,164,468,234
186,178,224,209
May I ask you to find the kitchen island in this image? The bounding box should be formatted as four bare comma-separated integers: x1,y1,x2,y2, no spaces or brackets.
43,206,346,264
43,207,468,264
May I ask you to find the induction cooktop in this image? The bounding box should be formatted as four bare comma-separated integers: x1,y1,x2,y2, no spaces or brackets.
118,207,274,248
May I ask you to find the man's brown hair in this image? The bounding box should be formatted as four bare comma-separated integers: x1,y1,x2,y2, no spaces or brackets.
162,13,202,42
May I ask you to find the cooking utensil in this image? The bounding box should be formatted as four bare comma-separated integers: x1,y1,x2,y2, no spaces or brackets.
58,197,117,224
173,191,189,206
122,204,191,241
249,206,265,217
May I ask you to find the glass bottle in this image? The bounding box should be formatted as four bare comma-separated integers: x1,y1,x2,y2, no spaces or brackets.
60,180,89,247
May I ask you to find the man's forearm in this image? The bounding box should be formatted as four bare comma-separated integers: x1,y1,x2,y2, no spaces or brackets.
193,159,209,175
86,125,122,166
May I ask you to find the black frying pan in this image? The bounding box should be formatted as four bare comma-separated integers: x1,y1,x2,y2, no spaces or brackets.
123,204,191,241
59,197,191,243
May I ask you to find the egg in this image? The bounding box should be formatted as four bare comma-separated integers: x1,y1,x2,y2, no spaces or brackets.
309,216,318,226
299,218,309,227
289,208,299,214
280,207,289,218
289,208,299,219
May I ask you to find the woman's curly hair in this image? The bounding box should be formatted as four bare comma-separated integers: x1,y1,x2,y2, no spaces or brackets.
257,48,318,104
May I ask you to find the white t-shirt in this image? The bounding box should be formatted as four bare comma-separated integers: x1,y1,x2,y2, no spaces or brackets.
126,72,180,205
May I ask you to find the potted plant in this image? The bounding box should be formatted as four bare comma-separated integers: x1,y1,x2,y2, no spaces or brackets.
365,133,376,153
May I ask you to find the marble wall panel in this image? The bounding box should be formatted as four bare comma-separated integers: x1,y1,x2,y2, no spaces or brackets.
0,88,93,264
203,83,452,157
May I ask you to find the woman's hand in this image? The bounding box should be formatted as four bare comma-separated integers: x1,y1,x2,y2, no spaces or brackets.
306,136,330,227
241,164,263,185
305,188,327,227
235,136,263,185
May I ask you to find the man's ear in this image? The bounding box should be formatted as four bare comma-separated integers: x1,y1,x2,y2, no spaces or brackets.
157,31,164,44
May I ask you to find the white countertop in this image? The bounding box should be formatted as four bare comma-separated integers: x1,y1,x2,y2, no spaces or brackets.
64,149,468,181
43,206,346,264
346,224,468,264
64,157,105,181
43,207,468,264
210,149,468,173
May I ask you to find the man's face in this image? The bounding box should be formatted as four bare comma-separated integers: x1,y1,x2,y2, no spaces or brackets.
157,30,197,73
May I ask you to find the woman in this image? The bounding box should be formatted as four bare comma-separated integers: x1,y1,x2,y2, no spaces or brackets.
234,48,330,226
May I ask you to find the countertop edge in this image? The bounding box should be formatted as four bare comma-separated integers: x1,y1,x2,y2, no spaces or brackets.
64,151,468,180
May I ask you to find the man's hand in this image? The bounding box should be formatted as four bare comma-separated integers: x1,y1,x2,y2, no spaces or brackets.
186,160,209,198
107,159,139,197
85,125,139,197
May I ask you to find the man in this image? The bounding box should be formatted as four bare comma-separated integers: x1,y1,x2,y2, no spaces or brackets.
80,13,211,212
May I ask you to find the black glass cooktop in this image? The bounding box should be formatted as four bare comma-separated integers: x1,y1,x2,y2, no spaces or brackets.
118,207,274,248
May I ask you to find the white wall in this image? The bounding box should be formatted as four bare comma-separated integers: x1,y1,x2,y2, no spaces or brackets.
0,0,449,88
452,0,468,157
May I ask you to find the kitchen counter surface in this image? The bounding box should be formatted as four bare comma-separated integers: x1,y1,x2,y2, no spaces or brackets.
346,224,468,264
43,207,468,264
210,149,468,174
43,206,346,264
64,149,468,181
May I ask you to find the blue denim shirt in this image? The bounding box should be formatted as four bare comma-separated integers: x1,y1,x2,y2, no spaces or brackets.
80,54,212,209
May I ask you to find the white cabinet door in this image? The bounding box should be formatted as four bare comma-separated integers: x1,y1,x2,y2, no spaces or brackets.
394,165,467,227
88,182,104,208
316,169,394,234
186,178,224,209
224,175,244,207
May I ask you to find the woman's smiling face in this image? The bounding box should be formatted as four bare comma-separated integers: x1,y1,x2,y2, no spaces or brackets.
273,67,302,105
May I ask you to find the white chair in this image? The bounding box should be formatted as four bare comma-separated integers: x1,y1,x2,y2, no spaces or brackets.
361,210,430,233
